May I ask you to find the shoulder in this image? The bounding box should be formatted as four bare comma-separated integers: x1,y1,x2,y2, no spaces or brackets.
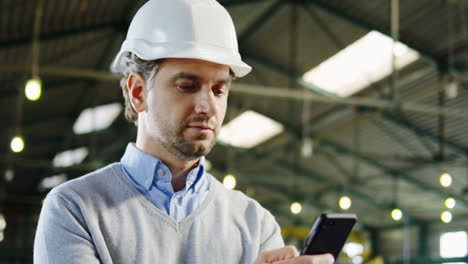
48,163,126,205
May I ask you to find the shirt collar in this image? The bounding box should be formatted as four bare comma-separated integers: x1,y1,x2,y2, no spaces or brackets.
120,143,206,192
187,157,205,193
121,143,158,191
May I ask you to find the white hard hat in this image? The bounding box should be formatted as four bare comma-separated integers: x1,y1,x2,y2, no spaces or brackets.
111,0,252,78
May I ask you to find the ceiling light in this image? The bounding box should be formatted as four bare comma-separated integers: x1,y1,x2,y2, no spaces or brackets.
290,202,302,215
339,196,352,210
218,110,284,149
391,208,403,221
440,173,452,188
52,147,88,167
223,174,236,189
25,78,42,101
10,136,25,153
445,198,456,209
73,103,122,134
303,31,420,97
441,211,452,224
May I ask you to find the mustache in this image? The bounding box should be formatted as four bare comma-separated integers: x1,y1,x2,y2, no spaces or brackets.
184,115,218,129
186,116,211,123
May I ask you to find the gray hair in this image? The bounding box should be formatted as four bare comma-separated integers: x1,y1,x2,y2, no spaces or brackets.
119,52,160,125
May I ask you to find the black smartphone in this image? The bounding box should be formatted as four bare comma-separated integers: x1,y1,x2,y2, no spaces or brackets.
300,213,357,260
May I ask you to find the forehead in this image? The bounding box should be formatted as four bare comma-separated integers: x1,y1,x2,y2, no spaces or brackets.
157,58,231,80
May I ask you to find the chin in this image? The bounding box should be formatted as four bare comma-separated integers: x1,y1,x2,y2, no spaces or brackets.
194,138,216,153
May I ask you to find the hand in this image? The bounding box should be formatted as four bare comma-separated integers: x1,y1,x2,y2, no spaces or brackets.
253,246,334,264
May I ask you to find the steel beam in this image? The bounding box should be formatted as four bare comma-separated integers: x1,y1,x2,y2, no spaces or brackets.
226,143,422,221
0,22,126,49
242,51,342,99
221,0,274,7
0,64,119,82
322,150,356,181
319,140,468,207
370,118,431,156
418,223,429,257
270,116,468,210
1,65,464,119
381,113,468,156
301,3,345,50
238,0,285,45
306,0,438,65
230,82,468,118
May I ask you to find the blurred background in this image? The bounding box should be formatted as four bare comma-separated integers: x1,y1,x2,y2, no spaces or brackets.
1,0,468,263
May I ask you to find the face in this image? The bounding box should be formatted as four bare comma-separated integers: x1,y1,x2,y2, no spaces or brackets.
136,58,231,161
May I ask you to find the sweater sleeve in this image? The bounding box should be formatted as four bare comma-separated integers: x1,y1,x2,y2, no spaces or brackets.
259,211,285,253
33,193,101,264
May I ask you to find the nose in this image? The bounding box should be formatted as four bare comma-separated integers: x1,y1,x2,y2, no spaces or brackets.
194,87,217,115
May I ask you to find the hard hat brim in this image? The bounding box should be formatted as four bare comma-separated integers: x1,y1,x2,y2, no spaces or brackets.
110,40,252,78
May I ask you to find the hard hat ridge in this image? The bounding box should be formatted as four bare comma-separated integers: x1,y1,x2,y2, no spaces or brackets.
111,0,251,77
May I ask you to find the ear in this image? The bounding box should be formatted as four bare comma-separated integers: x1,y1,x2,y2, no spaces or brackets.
127,72,147,113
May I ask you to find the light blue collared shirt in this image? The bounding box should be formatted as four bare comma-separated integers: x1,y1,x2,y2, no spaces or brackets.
119,143,210,221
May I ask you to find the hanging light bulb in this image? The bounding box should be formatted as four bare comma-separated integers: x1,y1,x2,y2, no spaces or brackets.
440,211,452,224
440,173,452,188
0,214,6,230
391,208,403,221
339,196,352,210
444,80,458,99
10,136,25,153
445,198,456,209
4,169,14,182
223,174,236,189
301,138,313,158
290,202,302,215
25,78,42,101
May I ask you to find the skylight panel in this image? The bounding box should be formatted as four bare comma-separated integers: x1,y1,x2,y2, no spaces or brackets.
38,174,67,191
73,103,122,134
52,147,88,167
303,31,420,97
218,110,284,149
440,231,468,258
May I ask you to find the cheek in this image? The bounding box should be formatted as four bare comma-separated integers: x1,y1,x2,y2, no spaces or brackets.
216,99,227,123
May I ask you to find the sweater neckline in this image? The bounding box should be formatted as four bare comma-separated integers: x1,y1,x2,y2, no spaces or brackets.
109,163,219,232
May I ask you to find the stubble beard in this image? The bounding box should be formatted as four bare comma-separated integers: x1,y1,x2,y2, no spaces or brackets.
159,125,217,161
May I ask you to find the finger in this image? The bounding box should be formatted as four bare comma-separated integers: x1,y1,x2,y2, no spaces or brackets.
257,245,300,263
273,253,335,264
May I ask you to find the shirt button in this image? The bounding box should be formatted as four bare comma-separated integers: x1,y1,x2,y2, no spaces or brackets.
157,169,165,176
144,179,151,185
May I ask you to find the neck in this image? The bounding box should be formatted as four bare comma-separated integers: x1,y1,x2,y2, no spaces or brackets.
135,132,200,192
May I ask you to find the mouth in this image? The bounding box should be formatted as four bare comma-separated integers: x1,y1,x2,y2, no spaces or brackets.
186,125,214,131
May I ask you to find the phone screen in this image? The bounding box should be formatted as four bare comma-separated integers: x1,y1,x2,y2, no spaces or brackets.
300,213,357,259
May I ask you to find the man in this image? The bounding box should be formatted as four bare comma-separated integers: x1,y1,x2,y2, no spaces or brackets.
34,0,334,263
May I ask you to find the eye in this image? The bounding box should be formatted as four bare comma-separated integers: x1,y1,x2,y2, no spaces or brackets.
213,85,227,96
177,83,199,92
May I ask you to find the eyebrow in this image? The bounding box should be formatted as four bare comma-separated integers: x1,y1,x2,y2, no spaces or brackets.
171,72,232,84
